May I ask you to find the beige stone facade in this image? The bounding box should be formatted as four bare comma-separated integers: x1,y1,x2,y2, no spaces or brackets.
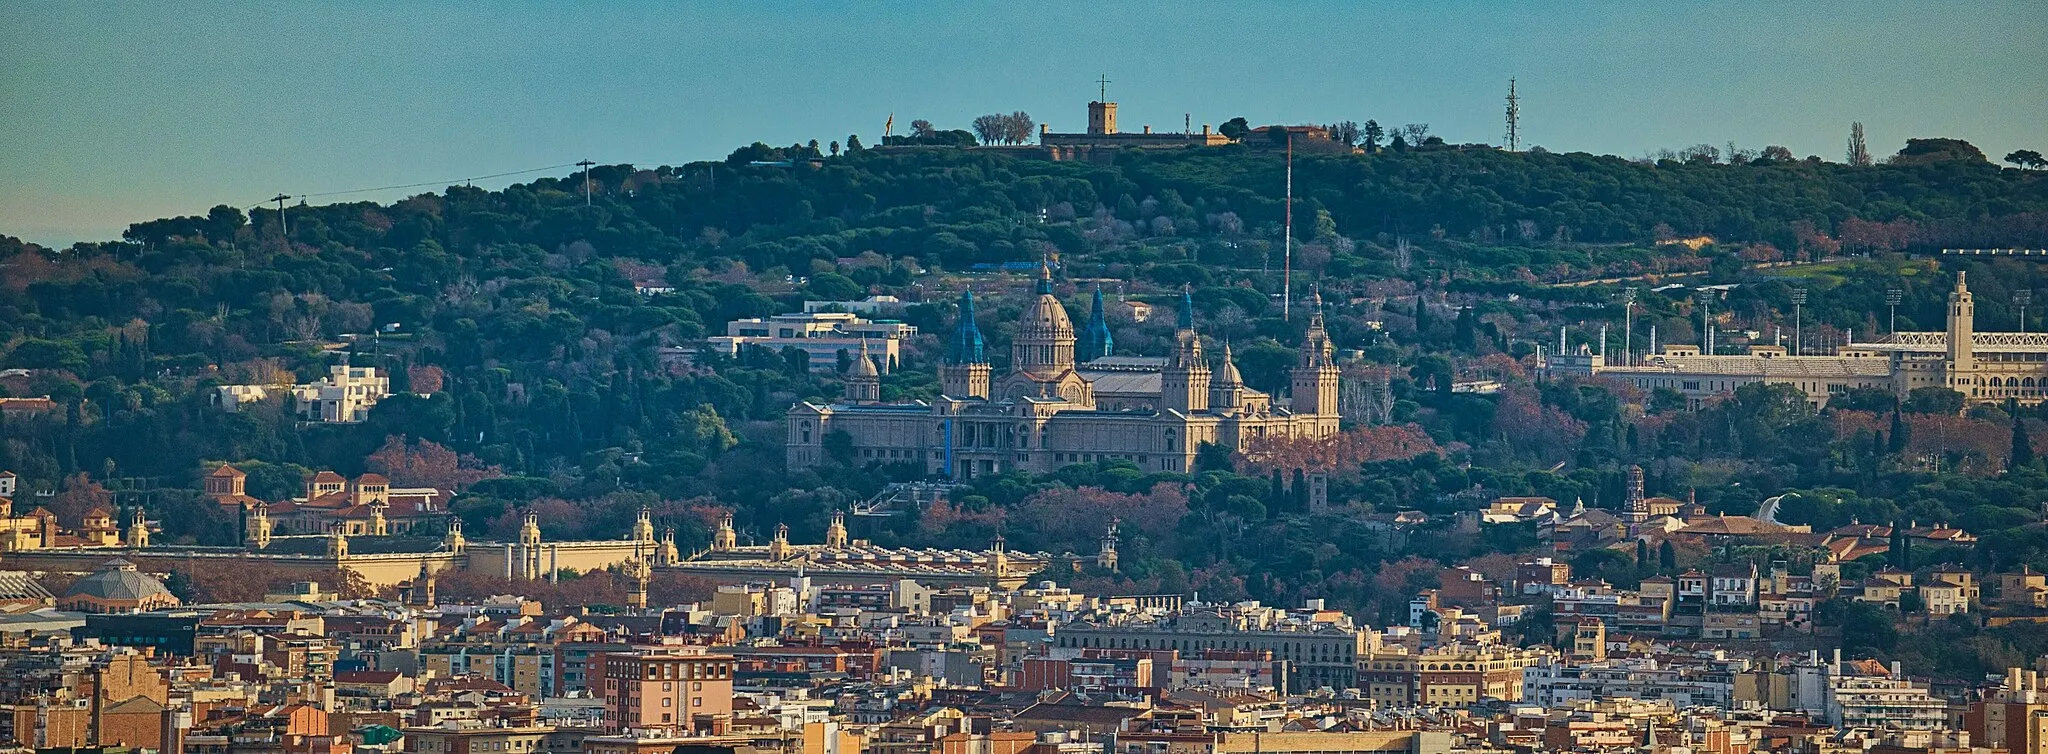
787,268,1341,480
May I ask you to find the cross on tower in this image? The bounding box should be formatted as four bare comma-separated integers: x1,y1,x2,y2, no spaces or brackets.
1096,74,1112,102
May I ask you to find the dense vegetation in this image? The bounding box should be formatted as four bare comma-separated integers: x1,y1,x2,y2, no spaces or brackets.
5,135,2048,675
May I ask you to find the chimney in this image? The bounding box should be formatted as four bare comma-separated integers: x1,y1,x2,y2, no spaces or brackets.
1832,648,1842,675
1202,124,1211,136
1143,125,1152,134
1040,123,1049,135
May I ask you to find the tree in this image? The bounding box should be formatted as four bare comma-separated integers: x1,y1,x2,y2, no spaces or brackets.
1904,387,1965,415
971,114,1007,145
1361,120,1384,152
1390,133,1408,152
2013,411,2036,472
1005,111,1035,144
1328,121,1361,146
1758,145,1795,162
1889,407,1910,453
1895,138,1988,164
365,435,500,490
910,119,936,138
1400,123,1430,144
2006,149,2047,169
1847,122,1873,166
846,134,863,152
1658,540,1677,570
829,141,841,157
1218,117,1250,142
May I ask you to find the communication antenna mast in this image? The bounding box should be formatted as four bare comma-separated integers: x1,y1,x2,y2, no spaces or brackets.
1283,132,1293,321
1097,74,1112,102
1504,78,1521,153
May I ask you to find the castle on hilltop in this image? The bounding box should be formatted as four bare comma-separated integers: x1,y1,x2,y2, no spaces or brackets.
787,264,1342,479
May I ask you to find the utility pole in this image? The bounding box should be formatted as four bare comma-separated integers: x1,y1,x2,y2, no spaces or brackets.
1886,288,1903,334
270,194,292,238
1622,287,1637,366
576,160,596,206
1791,288,1807,356
1504,78,1520,153
1283,132,1293,321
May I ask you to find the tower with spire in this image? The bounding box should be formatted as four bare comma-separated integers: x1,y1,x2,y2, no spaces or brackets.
940,290,992,399
1097,518,1120,572
1289,287,1341,418
1080,284,1115,362
1163,287,1212,413
843,339,883,403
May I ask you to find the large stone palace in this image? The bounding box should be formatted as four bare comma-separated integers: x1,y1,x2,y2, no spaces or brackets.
787,265,1343,479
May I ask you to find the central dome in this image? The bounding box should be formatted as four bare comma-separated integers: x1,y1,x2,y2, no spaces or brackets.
1011,262,1077,375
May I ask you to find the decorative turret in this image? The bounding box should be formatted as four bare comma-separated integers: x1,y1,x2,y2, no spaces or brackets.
445,518,466,554
657,527,679,566
1210,341,1247,411
1097,517,1120,572
326,525,349,559
843,339,883,403
247,504,273,550
990,534,1010,580
768,523,791,561
125,509,149,549
411,559,437,607
1163,286,1211,413
713,513,737,551
825,511,849,549
369,502,389,536
1011,260,1077,377
632,505,656,544
1288,287,1340,417
519,511,542,546
627,546,650,611
1080,284,1115,362
940,290,992,399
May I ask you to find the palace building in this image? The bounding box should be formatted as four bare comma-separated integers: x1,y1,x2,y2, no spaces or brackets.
786,264,1343,479
1556,272,2048,409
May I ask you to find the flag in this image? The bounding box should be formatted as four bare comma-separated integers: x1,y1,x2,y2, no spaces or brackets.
885,114,894,137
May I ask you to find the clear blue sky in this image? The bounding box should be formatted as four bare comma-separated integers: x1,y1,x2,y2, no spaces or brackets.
5,2,2044,246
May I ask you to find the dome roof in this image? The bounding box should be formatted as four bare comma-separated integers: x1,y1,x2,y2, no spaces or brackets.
1021,292,1075,336
65,559,174,603
1215,342,1244,385
849,340,880,377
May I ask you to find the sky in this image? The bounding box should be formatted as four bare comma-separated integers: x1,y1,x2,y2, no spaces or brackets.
4,2,2045,246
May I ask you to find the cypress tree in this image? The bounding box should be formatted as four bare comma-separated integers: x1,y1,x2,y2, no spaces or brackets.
1888,408,1909,453
1270,469,1285,507
2012,407,2035,472
1658,540,1677,570
1292,468,1309,512
1636,539,1650,569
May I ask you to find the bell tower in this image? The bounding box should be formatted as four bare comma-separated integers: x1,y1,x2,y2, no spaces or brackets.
1947,271,1976,395
1162,287,1210,413
940,290,992,399
1289,288,1340,417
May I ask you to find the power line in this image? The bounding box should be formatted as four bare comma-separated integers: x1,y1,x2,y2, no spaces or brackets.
247,161,585,210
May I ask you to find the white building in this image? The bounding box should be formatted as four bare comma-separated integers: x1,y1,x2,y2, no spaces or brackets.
710,311,917,372
214,365,390,423
1827,662,1949,730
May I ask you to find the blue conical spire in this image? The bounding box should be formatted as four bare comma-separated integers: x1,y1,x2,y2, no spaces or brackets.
950,290,987,364
1082,284,1114,361
1178,285,1195,331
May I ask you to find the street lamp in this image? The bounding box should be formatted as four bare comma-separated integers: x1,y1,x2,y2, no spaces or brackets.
1791,288,1807,356
1885,289,1903,334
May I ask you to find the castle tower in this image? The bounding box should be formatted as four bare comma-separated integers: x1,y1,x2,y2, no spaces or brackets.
369,502,388,536
713,513,737,551
125,509,149,549
632,505,656,544
444,518,466,554
1289,288,1341,417
1080,284,1115,362
247,504,273,550
1097,518,1120,572
1947,271,1976,395
1162,287,1211,413
1088,100,1118,135
1623,465,1649,523
843,339,883,403
1012,261,1077,377
326,525,349,559
940,290,992,399
1211,341,1247,411
825,511,849,549
768,523,791,561
657,527,679,566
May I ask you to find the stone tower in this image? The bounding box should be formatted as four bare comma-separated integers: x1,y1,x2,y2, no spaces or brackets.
326,525,349,559
1012,261,1077,377
1163,287,1211,413
844,340,882,403
1947,271,1976,393
125,509,149,549
768,523,792,561
370,502,388,536
444,519,466,554
1080,284,1115,362
825,511,849,549
940,290,992,399
1623,465,1649,523
1289,289,1341,416
519,511,542,546
713,513,737,551
1097,518,1120,572
247,504,273,550
657,528,679,566
990,534,1010,581
632,505,656,544
1088,100,1118,135
411,560,436,607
